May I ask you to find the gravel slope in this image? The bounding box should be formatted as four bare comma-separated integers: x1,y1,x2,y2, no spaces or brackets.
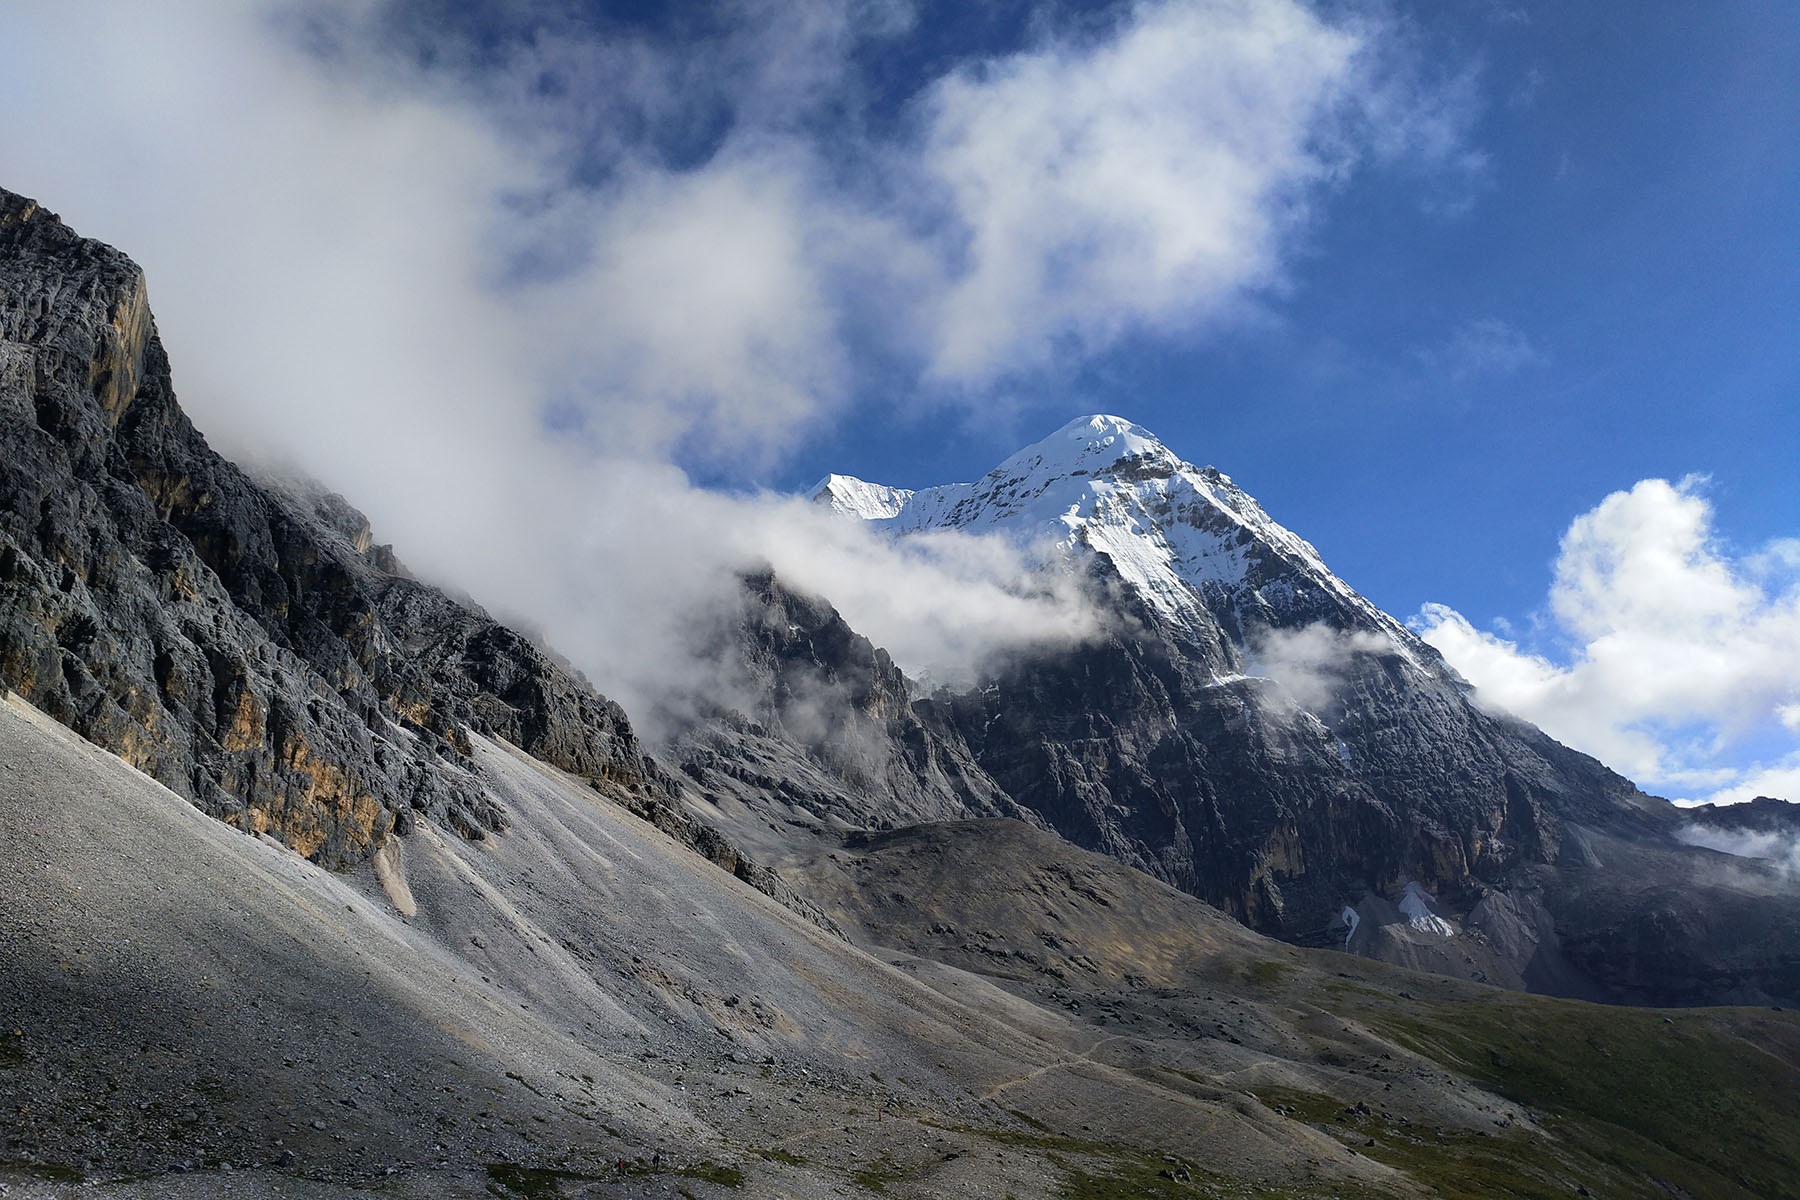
1,691,1411,1198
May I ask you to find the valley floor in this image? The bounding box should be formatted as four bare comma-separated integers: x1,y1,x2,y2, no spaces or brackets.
3,693,1798,1199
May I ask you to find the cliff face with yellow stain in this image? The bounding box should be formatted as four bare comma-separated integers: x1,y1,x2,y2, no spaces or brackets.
0,188,668,865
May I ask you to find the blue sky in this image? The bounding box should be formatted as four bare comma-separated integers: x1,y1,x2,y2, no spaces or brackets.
2,0,1795,800
772,0,1798,627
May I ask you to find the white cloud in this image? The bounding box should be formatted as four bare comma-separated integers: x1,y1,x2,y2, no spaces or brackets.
0,1,1483,740
491,463,1106,736
917,0,1358,380
0,0,1479,450
527,148,856,462
1696,757,1800,809
910,1,1485,382
1414,479,1800,803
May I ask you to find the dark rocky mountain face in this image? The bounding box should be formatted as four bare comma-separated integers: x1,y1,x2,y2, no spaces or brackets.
928,611,1800,1003
771,418,1800,1005
0,188,665,865
924,567,1651,932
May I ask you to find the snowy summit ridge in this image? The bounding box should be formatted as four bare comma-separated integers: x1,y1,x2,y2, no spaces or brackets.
807,474,915,521
810,414,1414,648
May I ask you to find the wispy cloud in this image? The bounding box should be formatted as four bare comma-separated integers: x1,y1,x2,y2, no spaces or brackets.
1414,478,1800,803
1251,624,1398,714
1415,317,1546,381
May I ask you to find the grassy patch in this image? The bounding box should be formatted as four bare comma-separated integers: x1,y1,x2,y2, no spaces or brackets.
0,1161,83,1184
673,1161,744,1188
752,1146,809,1166
1346,997,1800,1200
1318,975,1393,1003
929,1120,1105,1155
488,1158,742,1195
852,1154,908,1192
934,1119,1380,1200
926,988,1800,1200
1251,1085,1592,1200
1242,959,1295,988
1058,1161,1196,1200
485,1162,598,1199
1058,1149,1387,1200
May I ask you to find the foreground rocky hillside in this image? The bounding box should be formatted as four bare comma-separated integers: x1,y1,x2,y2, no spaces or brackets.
7,692,1800,1199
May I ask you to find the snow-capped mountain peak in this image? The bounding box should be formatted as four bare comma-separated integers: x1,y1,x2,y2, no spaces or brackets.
992,413,1177,478
807,473,915,521
811,414,1419,654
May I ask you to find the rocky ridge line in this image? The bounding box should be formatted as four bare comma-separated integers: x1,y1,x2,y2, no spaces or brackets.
0,187,672,867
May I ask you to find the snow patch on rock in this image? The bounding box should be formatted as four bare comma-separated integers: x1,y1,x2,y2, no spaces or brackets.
1399,881,1455,938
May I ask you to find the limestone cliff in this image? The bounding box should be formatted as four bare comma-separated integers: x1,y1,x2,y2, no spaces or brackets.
0,188,664,865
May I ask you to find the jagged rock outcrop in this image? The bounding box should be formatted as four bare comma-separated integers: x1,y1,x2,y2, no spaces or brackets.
0,188,666,864
924,570,1660,934
670,571,1037,840
1678,795,1800,840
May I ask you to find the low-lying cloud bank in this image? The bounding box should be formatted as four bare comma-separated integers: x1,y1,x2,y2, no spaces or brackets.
1676,825,1800,875
520,471,1107,733
0,0,1478,738
1414,478,1800,805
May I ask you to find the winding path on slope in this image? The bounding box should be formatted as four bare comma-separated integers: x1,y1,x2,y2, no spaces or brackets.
978,1034,1127,1100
